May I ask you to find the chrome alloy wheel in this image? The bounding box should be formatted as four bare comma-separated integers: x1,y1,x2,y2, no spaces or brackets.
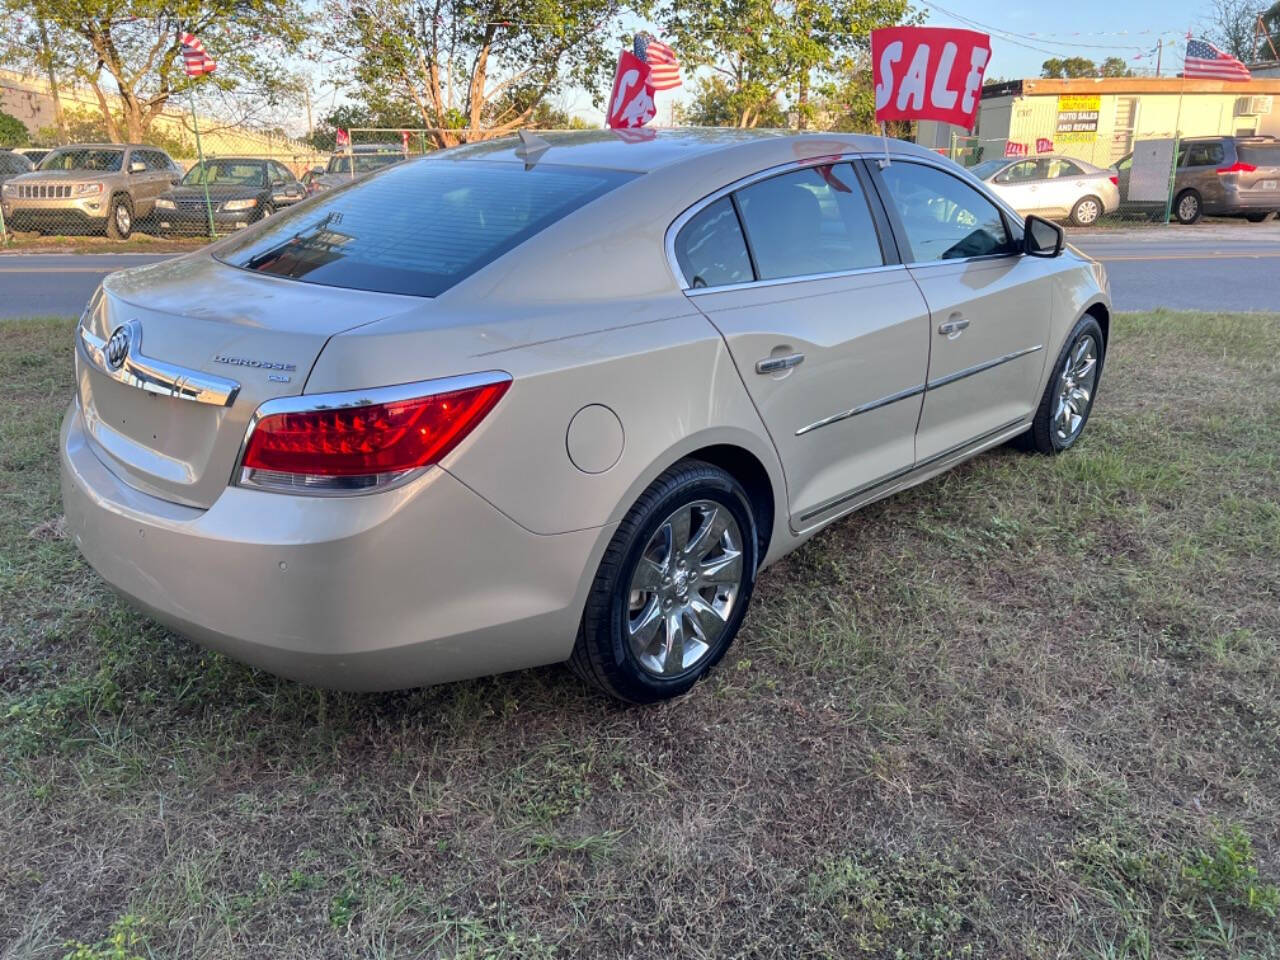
115,201,131,234
626,500,745,677
1178,193,1199,223
1075,198,1100,224
1054,333,1099,444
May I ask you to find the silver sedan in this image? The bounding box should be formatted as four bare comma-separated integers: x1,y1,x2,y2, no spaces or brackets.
974,154,1121,226
60,130,1111,702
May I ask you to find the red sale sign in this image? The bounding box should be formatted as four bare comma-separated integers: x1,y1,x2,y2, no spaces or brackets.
1005,141,1028,157
872,27,991,131
607,50,656,129
1036,137,1054,153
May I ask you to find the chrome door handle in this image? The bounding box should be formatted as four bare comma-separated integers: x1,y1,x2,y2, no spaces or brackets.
937,318,970,337
755,353,805,374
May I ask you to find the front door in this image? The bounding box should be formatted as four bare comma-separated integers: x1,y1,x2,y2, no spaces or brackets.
868,158,1051,461
993,159,1048,215
674,162,931,525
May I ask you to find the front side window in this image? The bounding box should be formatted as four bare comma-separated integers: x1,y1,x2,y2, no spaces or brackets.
878,161,1014,263
674,197,753,289
734,164,883,280
219,159,634,297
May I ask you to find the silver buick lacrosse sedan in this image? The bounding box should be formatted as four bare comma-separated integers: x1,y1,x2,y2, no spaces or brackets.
61,130,1110,702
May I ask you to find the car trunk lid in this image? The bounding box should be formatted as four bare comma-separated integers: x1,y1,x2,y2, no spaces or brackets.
77,253,421,508
1231,144,1280,195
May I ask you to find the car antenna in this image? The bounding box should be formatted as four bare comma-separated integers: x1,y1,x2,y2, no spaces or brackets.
516,130,552,170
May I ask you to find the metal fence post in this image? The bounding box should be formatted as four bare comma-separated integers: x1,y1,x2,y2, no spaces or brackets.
188,88,217,240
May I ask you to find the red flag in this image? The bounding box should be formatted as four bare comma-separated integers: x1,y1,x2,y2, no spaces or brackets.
335,128,350,149
1005,141,1028,157
872,27,991,131
607,50,656,130
401,130,411,151
180,32,217,77
1036,137,1054,154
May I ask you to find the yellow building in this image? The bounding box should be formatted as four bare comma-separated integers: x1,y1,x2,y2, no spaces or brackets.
919,76,1280,167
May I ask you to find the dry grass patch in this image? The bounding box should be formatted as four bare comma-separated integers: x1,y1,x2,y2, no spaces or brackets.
1,311,1278,959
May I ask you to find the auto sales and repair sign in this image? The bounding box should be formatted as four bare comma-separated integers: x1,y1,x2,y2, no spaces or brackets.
872,27,992,130
1055,95,1101,143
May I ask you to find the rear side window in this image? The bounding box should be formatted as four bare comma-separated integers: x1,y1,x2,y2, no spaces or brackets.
1047,159,1084,178
734,164,883,280
877,161,1014,262
1187,142,1225,166
219,159,634,297
674,197,753,289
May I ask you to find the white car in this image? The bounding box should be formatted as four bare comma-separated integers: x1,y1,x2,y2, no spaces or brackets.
972,155,1120,227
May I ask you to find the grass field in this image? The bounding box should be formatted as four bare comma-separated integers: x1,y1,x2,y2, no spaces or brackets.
2,311,1278,959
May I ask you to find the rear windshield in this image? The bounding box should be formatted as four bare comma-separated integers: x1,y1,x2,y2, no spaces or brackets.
326,153,402,175
1237,144,1280,167
218,159,635,297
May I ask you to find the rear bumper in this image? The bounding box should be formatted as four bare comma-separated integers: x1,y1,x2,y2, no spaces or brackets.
60,401,610,691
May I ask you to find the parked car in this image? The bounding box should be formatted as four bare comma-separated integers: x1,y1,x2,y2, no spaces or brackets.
971,154,1120,226
0,149,34,192
13,147,50,166
153,157,306,234
0,143,181,238
303,143,405,194
60,131,1110,703
1116,135,1280,223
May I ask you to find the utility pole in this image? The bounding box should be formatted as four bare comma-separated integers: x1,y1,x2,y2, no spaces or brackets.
1155,37,1162,77
304,85,313,139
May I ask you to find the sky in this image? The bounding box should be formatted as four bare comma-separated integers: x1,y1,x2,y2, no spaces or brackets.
919,0,1220,80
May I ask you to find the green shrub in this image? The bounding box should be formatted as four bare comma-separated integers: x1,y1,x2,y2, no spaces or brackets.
0,110,30,147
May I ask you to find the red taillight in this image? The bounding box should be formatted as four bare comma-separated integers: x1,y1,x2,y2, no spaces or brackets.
240,378,509,491
1217,162,1257,175
1109,175,1119,186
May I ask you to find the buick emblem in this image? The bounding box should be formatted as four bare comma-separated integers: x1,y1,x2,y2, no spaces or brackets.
104,325,130,370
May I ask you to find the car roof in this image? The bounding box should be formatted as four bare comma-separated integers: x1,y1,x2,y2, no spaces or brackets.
444,128,937,174
45,143,162,151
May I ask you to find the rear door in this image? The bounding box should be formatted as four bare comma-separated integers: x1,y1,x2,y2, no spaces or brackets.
868,158,1051,461
1041,158,1088,218
677,161,932,525
1183,141,1227,210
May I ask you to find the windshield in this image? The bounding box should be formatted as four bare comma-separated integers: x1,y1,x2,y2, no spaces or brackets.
183,160,266,187
326,153,402,175
39,148,124,172
969,160,1007,180
218,158,635,297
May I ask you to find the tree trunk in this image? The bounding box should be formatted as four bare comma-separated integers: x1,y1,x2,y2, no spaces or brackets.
37,18,67,143
797,71,808,130
86,75,122,142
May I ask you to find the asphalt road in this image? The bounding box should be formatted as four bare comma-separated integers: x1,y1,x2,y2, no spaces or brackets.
1,224,1278,318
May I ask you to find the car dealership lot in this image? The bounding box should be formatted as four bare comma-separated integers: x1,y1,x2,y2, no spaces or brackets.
2,310,1277,957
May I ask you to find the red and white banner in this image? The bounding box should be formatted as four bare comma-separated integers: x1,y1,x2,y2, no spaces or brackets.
335,128,350,149
401,130,411,151
1005,141,1028,157
1036,137,1054,154
607,49,656,129
872,27,991,131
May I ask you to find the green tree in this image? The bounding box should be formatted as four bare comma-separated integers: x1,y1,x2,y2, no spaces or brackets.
327,0,626,148
661,0,914,128
1099,56,1133,77
1040,56,1098,78
678,75,787,127
1,0,308,143
0,109,29,146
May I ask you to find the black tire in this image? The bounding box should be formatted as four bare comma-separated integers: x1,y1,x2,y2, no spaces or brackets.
1070,195,1103,227
570,459,759,703
105,194,133,240
1173,189,1201,225
1022,314,1105,455
1245,212,1269,223
259,201,276,221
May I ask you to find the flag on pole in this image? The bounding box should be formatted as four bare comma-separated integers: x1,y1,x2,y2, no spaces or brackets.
180,32,217,77
335,128,351,149
634,33,681,90
1184,38,1252,80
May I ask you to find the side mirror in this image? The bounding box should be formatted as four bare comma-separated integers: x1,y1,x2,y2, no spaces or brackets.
129,160,146,174
1024,214,1064,258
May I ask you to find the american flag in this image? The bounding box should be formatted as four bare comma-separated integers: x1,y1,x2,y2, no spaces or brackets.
1184,38,1251,81
634,33,681,90
180,32,217,77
